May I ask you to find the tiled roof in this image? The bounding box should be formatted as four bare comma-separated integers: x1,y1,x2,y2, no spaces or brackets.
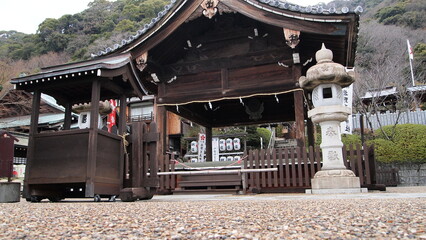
255,0,363,15
91,0,362,58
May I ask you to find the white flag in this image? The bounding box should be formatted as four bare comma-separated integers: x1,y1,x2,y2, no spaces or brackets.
407,39,414,60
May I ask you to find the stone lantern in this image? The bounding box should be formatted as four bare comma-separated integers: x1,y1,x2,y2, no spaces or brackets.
299,44,365,194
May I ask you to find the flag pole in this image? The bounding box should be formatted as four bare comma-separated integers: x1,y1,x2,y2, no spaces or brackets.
407,39,415,86
409,56,415,87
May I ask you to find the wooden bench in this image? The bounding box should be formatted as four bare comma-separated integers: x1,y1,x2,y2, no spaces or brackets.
177,174,242,191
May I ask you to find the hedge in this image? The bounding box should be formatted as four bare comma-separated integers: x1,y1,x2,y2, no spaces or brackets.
368,124,426,164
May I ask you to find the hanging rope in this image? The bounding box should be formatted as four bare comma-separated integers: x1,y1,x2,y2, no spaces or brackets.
119,132,129,154
119,132,130,179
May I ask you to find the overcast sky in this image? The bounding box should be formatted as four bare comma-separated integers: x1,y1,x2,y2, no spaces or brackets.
0,0,332,34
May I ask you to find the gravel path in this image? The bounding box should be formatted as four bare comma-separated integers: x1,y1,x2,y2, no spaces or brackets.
0,192,425,239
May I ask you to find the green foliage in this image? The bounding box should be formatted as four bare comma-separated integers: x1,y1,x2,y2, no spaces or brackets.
257,127,271,148
375,2,406,25
368,124,426,164
374,0,426,29
0,0,169,61
342,134,362,147
115,19,138,33
245,126,271,149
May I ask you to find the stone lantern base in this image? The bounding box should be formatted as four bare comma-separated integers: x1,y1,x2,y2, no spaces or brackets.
306,169,367,194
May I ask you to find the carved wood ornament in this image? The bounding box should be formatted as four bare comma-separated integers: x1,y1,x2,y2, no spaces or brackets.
283,28,300,49
201,0,220,19
135,52,148,72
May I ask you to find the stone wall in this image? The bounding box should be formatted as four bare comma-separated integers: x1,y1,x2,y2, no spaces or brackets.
377,163,426,186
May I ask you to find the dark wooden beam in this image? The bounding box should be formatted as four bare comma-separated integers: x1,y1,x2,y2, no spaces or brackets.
156,105,167,156
205,126,212,162
23,89,41,198
292,65,305,147
86,79,101,197
98,67,128,79
63,102,72,130
307,117,315,147
101,79,127,95
118,94,127,190
165,47,291,76
221,68,229,93
165,104,211,128
118,95,127,134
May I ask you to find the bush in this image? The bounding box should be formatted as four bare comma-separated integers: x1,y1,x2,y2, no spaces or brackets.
342,134,362,147
368,124,426,164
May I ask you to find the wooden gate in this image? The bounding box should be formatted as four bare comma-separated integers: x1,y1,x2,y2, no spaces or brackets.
119,121,160,201
158,144,378,193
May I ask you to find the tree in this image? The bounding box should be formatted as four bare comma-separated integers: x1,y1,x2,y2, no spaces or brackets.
353,21,426,141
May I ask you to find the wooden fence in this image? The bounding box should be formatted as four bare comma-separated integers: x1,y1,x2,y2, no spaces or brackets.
244,144,375,192
157,144,376,193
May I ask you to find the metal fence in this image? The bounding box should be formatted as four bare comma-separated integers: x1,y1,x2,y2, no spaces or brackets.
352,110,426,130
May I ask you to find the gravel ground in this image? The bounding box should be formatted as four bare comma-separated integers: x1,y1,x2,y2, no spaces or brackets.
0,188,425,239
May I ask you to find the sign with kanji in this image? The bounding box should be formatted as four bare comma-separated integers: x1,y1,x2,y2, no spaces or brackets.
197,133,206,162
341,84,353,134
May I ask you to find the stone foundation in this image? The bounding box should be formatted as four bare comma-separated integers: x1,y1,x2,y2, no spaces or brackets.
0,182,21,203
307,169,365,194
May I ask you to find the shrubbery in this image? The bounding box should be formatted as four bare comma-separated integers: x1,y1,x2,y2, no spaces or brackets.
368,124,426,164
341,134,362,147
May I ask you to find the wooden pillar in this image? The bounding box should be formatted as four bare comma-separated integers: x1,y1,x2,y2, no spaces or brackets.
307,117,315,147
156,105,167,156
293,91,305,147
23,89,41,198
63,102,72,130
118,95,127,134
205,126,212,162
118,94,127,189
293,64,305,147
86,80,100,197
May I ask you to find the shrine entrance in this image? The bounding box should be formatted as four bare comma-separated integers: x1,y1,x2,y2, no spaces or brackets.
132,2,358,161
122,1,360,193
11,0,362,196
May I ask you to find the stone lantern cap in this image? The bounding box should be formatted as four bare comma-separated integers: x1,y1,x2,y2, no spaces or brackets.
299,43,355,90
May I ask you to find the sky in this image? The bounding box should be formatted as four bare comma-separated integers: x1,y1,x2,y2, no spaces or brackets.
0,0,332,34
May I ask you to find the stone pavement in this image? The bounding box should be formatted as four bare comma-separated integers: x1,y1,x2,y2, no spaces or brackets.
0,186,424,239
152,186,426,202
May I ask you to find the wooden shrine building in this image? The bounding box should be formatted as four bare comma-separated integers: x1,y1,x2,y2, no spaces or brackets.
11,0,361,198
108,0,359,159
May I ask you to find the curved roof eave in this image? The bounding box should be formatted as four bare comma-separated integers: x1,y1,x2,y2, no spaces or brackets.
11,53,132,84
94,0,361,63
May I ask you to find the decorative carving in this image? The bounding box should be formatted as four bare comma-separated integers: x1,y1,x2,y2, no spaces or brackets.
135,52,148,72
245,98,264,120
327,150,339,161
283,28,300,49
187,2,234,22
201,0,219,19
325,127,337,137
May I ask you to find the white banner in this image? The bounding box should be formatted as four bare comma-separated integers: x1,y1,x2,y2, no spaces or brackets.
341,84,353,134
212,137,219,162
197,133,206,162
